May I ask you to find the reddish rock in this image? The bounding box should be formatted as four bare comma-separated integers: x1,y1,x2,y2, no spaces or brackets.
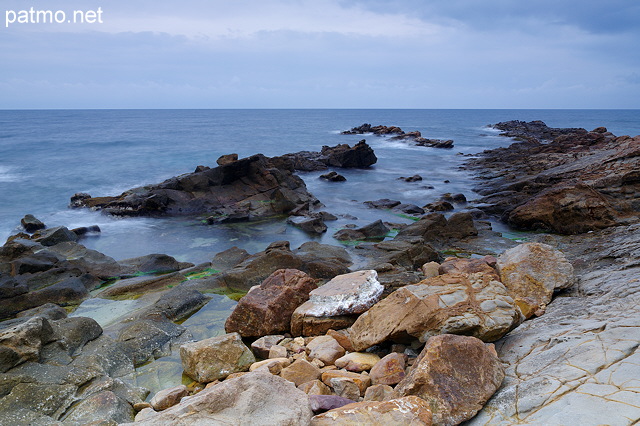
369,352,407,386
150,385,188,411
225,269,316,337
310,396,433,425
395,334,504,426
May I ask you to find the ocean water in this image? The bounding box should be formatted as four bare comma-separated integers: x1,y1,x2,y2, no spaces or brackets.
1,109,638,263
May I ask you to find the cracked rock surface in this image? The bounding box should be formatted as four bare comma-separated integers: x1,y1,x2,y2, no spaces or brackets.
468,223,640,425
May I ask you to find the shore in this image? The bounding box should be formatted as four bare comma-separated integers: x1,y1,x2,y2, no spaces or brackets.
0,120,638,424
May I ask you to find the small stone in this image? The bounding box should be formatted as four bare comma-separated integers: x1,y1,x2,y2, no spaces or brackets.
330,377,361,401
133,402,152,412
150,385,188,411
364,384,399,401
326,329,356,353
299,379,332,395
268,344,288,359
370,353,407,386
308,394,356,414
251,335,285,359
322,370,371,396
334,352,381,372
310,396,433,425
307,335,346,365
421,261,440,278
280,358,322,386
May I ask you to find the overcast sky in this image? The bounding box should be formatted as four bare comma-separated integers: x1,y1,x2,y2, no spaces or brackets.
1,0,639,109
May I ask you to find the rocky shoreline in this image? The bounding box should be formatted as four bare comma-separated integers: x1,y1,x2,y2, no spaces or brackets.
0,121,639,424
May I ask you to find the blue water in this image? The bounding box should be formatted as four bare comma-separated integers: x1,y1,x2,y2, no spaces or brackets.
1,109,638,263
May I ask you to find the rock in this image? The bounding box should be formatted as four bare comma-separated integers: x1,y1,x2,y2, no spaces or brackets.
124,372,313,426
307,335,346,365
299,379,332,396
63,390,135,424
395,212,477,244
308,394,356,414
21,214,45,233
0,382,77,421
326,329,355,352
369,353,407,386
139,287,210,322
394,203,425,215
135,407,157,422
31,226,78,246
280,358,322,386
287,216,328,234
349,272,523,351
70,224,101,237
291,314,358,338
497,242,574,313
225,269,316,337
319,171,346,182
321,140,377,168
396,335,503,425
250,335,285,359
268,344,288,359
439,257,500,281
291,270,383,336
216,153,238,166
119,253,183,275
508,183,622,234
329,377,361,400
249,357,290,375
150,385,189,411
71,154,319,221
52,316,103,356
364,199,401,209
180,332,255,383
363,384,399,402
321,370,371,396
333,220,390,241
421,261,440,278
118,318,190,366
399,175,423,182
0,316,54,372
310,396,433,425
424,200,454,212
334,352,380,372
15,303,67,321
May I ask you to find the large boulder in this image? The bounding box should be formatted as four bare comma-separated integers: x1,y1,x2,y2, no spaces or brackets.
180,332,255,383
349,272,523,351
395,334,504,426
70,154,318,220
122,373,313,426
224,269,317,337
507,184,621,234
310,396,433,425
497,242,574,315
321,140,377,168
291,270,383,336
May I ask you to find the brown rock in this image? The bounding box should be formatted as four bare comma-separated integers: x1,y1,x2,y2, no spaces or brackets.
334,352,381,372
395,334,504,426
369,353,407,386
150,385,188,411
216,153,238,166
321,370,371,396
497,242,574,313
308,394,356,414
326,329,355,352
307,335,345,365
180,332,255,383
291,312,357,337
349,272,523,351
363,384,399,401
439,257,500,281
310,396,433,425
280,358,322,386
298,379,332,395
329,377,361,400
249,357,291,374
421,261,440,278
268,344,288,359
250,334,285,359
225,269,316,337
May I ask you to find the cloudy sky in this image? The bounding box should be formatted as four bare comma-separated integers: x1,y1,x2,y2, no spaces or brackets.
1,0,639,108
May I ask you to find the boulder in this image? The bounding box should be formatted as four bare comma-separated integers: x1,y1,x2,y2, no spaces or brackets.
395,334,504,426
321,140,377,168
333,220,389,241
280,358,322,386
180,332,255,383
31,226,78,246
508,184,621,234
123,373,313,426
497,242,574,313
321,370,371,396
62,390,135,424
364,199,401,209
349,272,523,351
20,214,45,233
0,316,54,372
249,357,290,374
119,253,183,275
369,353,407,386
329,377,360,400
439,257,500,281
287,216,328,234
291,270,383,336
225,269,316,337
310,396,433,425
319,171,346,182
298,379,332,396
363,384,399,402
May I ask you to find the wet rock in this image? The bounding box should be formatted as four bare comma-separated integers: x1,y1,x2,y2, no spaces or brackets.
424,200,454,212
364,199,401,209
21,214,45,233
280,358,322,386
321,140,377,168
310,396,433,425
140,287,210,322
180,332,255,383
369,353,407,386
70,225,101,237
349,272,522,351
52,316,102,356
150,385,188,411
395,212,477,244
225,269,316,337
118,318,191,366
396,334,504,426
394,203,425,215
287,215,328,234
334,352,380,372
291,270,383,336
497,242,574,314
250,335,285,359
97,272,186,299
399,175,422,182
46,242,124,279
119,253,183,275
124,373,313,426
319,171,346,182
333,219,390,241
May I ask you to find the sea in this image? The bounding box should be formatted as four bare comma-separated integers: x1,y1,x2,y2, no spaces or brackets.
1,109,639,264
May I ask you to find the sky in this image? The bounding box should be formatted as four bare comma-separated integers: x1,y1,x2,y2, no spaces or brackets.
1,0,639,109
